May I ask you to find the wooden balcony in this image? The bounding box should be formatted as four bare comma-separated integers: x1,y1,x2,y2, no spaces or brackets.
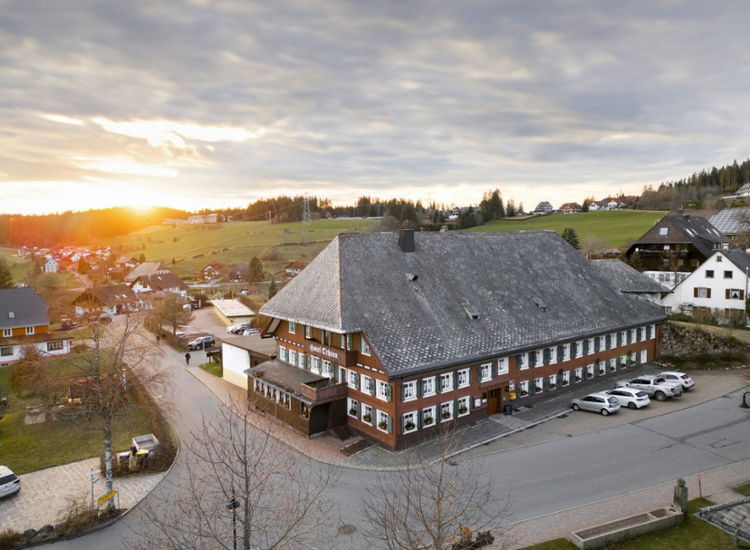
300,380,347,404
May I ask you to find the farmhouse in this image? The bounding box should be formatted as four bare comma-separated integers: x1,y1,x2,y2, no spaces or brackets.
250,230,666,449
200,261,225,281
124,262,170,282
559,202,582,214
533,201,554,215
130,271,189,297
42,258,59,273
72,284,144,319
285,261,306,278
0,288,71,365
661,249,750,319
626,213,728,272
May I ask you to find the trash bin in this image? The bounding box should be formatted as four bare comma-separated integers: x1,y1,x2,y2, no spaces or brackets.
503,404,513,416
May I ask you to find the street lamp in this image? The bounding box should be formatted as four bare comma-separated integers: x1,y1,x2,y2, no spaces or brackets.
226,493,240,550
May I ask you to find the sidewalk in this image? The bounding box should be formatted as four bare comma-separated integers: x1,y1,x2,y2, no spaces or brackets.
0,457,165,534
500,457,750,548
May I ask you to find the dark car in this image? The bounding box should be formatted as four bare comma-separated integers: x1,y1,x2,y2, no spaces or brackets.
187,336,216,350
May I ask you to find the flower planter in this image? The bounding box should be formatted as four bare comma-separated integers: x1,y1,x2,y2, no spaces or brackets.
549,385,556,390
349,409,357,416
424,417,434,426
520,391,528,397
378,422,388,430
362,414,371,423
575,377,582,382
458,407,468,415
404,422,415,431
441,412,451,420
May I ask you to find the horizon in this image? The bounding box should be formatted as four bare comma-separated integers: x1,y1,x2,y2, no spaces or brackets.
2,2,750,215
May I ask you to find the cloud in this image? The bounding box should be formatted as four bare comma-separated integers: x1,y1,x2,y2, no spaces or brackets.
39,113,85,126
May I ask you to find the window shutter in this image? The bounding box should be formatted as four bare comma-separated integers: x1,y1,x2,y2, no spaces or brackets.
605,334,611,349
400,414,405,434
515,354,522,369
583,340,589,356
742,290,746,300
466,368,471,385
417,379,423,398
693,287,698,298
400,383,405,402
707,288,712,298
354,373,360,391
386,383,392,402
725,289,730,299
593,338,599,353
557,345,564,362
452,400,457,418
543,348,550,364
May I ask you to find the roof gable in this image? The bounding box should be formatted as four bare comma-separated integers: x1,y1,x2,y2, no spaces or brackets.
590,259,668,294
0,288,49,329
629,214,727,257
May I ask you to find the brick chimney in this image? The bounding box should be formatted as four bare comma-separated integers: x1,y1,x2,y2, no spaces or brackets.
398,229,415,253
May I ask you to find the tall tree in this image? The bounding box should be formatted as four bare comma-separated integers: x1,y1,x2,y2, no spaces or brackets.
0,258,13,288
152,293,193,335
247,257,264,282
561,227,580,250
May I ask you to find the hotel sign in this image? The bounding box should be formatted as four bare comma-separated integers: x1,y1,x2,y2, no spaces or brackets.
307,342,346,364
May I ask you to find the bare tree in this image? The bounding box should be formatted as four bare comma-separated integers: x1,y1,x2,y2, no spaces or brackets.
362,426,510,550
580,235,608,259
151,293,193,335
128,400,333,550
70,312,163,511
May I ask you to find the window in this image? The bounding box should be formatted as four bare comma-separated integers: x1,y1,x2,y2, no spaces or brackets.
288,349,297,366
663,244,670,250
548,347,557,364
609,358,617,373
563,344,571,361
1,346,13,357
345,334,353,351
620,355,628,368
347,398,359,418
497,357,509,375
362,375,374,395
658,227,669,236
727,289,744,300
2,329,10,338
361,403,373,425
376,380,389,401
402,380,417,401
348,370,359,390
705,270,714,279
422,377,436,397
694,287,711,298
376,410,390,433
338,366,347,384
278,346,288,362
724,270,733,279
598,335,606,351
610,333,617,349
586,364,595,378
534,377,543,393
25,327,34,335
519,354,529,370
440,372,454,392
649,324,655,339
518,380,529,396
574,367,583,382
575,341,583,358
305,325,312,339
440,401,453,421
360,335,371,356
402,411,418,433
587,338,595,355
339,333,345,348
630,329,636,344
297,353,306,369
422,406,436,427
310,356,321,374
322,360,334,379
598,361,606,375
548,374,557,390
480,363,492,382
534,349,543,367
288,321,296,334
457,396,470,416
716,255,723,262
457,368,470,388
562,371,570,386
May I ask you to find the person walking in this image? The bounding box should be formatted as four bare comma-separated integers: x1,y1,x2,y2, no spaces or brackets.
185,352,191,366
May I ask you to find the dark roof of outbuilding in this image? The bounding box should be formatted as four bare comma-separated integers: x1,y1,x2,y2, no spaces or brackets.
0,288,49,329
221,334,277,357
245,359,326,394
627,214,728,257
590,259,668,294
261,231,667,377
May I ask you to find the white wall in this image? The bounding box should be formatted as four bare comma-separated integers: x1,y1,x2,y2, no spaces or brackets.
222,342,250,389
662,252,749,313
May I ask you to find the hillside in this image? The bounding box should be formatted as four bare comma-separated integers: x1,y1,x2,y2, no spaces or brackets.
0,247,32,283
466,210,666,249
100,218,378,279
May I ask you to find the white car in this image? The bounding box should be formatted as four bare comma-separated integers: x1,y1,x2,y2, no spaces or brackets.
241,328,260,336
606,388,651,410
0,466,20,498
226,322,244,333
657,371,695,391
616,375,683,401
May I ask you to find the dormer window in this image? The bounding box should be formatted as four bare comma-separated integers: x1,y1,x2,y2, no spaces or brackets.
25,327,35,335
8,312,14,319
658,227,669,236
2,329,10,337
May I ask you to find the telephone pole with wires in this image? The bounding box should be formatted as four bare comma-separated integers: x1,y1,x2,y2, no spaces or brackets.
302,195,312,224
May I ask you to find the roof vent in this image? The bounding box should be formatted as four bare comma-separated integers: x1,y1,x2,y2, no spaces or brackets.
461,300,479,320
406,273,418,281
533,297,548,312
8,311,14,319
398,229,415,253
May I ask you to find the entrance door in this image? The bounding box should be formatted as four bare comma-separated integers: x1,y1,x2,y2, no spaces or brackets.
487,388,502,415
640,349,648,364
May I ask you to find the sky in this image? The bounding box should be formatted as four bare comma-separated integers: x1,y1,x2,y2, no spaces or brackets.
2,1,750,215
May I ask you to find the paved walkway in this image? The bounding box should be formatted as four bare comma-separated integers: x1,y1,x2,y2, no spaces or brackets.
500,457,750,548
0,458,165,533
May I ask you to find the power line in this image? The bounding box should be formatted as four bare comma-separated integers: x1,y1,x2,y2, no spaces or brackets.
302,195,311,224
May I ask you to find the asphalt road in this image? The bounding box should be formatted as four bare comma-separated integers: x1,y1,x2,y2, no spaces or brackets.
41,343,750,549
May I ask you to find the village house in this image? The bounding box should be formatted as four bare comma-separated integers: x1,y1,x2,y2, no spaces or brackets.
188,213,219,224
211,298,255,326
245,230,666,450
130,271,189,297
220,334,277,389
533,201,554,215
0,288,72,366
661,249,750,319
42,257,59,273
228,264,250,282
559,202,582,214
200,261,226,281
124,261,170,282
284,261,307,278
72,284,144,319
626,213,729,272
590,259,668,305
708,208,750,246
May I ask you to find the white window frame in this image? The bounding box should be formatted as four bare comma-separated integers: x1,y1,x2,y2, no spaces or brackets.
288,321,296,334
402,380,417,402
376,410,390,433
649,324,656,339
534,349,543,367
422,406,436,428
497,357,509,375
376,379,389,401
609,358,617,373
610,333,618,349
347,397,359,418
25,326,35,336
440,401,453,421
305,325,312,339
548,347,557,365
310,356,321,375
422,376,436,397
575,341,583,358
587,338,595,355
360,335,371,356
2,329,10,338
402,411,418,434
361,403,373,425
534,377,543,393
457,368,470,388
574,367,583,382
289,349,298,366
562,371,570,386
586,364,595,378
348,370,359,390
519,354,529,370
457,396,470,416
322,360,334,379
598,335,606,351
480,363,492,382
278,346,288,362
548,374,557,390
620,331,627,345
361,374,373,395
563,344,571,361
297,353,306,369
519,380,529,397
440,372,454,392
598,361,606,375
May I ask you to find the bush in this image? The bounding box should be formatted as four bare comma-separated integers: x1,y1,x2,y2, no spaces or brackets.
0,529,22,550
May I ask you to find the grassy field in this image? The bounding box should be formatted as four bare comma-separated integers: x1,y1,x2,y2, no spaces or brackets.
0,361,154,475
0,247,32,284
198,361,222,377
467,210,666,249
522,498,734,550
736,483,750,497
98,218,377,279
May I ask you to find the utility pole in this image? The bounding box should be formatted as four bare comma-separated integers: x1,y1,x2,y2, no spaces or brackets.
302,194,312,224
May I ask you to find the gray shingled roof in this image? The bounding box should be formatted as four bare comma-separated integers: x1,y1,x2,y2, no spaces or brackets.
628,214,728,258
0,288,49,329
124,262,169,282
722,249,750,273
696,497,750,545
709,208,750,236
590,259,668,294
133,271,188,292
262,231,666,377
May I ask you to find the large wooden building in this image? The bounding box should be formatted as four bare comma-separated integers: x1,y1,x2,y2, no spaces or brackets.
252,230,667,450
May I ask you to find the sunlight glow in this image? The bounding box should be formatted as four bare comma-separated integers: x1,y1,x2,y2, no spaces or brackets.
39,113,85,126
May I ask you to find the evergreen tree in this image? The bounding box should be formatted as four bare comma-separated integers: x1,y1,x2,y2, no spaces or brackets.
248,257,264,282
561,227,580,250
506,199,517,218
138,253,146,263
0,258,13,288
479,189,505,221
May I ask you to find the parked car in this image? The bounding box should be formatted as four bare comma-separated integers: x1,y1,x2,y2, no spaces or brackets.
657,371,695,391
570,392,621,416
606,388,651,410
0,466,20,498
240,328,260,336
616,375,683,401
187,336,216,350
226,322,244,333
230,323,253,334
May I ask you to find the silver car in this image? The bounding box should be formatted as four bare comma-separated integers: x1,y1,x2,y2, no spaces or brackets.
571,392,621,416
657,371,695,391
0,466,20,498
606,388,651,410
